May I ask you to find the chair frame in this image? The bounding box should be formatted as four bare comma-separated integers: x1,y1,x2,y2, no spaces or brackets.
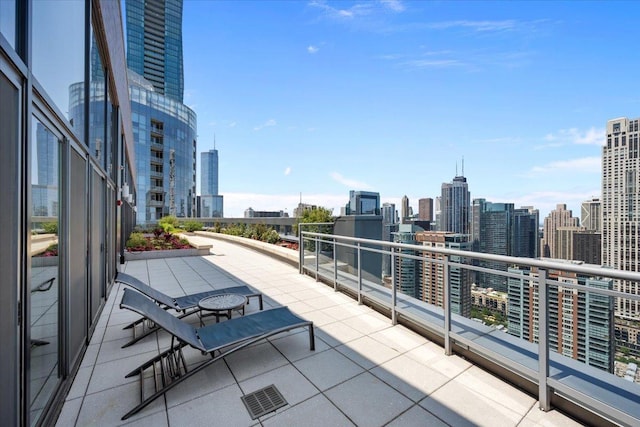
119,288,314,420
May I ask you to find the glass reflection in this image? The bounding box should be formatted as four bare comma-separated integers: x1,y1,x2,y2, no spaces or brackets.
30,118,60,425
0,0,16,48
32,0,84,140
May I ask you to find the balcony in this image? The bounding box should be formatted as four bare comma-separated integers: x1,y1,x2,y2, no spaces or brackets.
55,236,597,426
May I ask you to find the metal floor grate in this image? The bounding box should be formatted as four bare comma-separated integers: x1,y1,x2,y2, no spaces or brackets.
241,384,288,420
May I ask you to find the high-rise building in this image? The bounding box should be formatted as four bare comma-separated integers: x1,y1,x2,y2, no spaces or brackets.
573,231,601,265
346,190,380,215
512,206,539,258
441,175,470,234
200,149,223,217
541,204,579,258
581,197,601,232
416,231,472,317
507,265,614,372
126,0,184,102
125,0,197,224
555,226,584,261
472,199,513,291
418,198,434,222
381,202,398,277
603,117,640,320
392,224,424,297
401,195,410,223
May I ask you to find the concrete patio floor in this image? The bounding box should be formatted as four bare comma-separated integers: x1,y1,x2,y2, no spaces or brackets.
55,237,582,426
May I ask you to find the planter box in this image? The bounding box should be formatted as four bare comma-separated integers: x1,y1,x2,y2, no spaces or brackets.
124,245,211,261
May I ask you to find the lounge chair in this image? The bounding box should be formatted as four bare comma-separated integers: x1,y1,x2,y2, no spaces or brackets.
119,288,314,420
115,272,263,347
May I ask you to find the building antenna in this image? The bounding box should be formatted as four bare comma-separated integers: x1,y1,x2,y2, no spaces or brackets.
300,192,302,204
214,133,216,150
462,156,464,176
455,161,458,177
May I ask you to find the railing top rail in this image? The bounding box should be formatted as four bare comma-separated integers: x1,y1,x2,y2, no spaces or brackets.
301,231,640,283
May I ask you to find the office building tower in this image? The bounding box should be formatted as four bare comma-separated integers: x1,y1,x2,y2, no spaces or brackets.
126,0,184,102
541,204,579,258
512,206,539,258
472,199,514,291
416,231,472,317
603,117,640,320
392,224,424,297
573,231,601,264
200,149,223,217
581,197,601,232
418,198,434,222
441,175,470,234
556,226,584,261
381,203,398,277
507,265,614,372
401,195,410,223
126,0,197,224
346,190,380,215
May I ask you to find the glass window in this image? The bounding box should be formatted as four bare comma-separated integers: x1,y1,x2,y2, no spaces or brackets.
89,29,106,166
0,0,16,48
32,0,85,140
30,118,61,425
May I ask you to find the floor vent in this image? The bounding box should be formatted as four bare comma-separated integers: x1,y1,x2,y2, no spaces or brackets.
241,384,287,419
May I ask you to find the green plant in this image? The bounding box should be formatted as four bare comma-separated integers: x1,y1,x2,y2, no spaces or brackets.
42,221,58,235
183,220,203,232
126,232,151,251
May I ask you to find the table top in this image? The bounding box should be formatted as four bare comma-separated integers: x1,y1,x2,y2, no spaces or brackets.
198,293,248,311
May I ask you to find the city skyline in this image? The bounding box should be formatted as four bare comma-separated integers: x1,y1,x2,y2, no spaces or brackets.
181,1,638,218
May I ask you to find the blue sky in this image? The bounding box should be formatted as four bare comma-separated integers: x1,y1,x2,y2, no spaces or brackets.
182,1,640,219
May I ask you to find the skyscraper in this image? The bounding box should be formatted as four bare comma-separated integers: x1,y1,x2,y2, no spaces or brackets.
441,175,470,234
541,204,579,258
416,231,472,317
126,0,184,102
507,265,614,372
381,202,398,277
581,197,601,232
200,148,224,217
472,199,513,291
346,190,380,215
603,117,640,320
125,0,197,224
401,195,410,223
392,224,424,298
418,198,434,222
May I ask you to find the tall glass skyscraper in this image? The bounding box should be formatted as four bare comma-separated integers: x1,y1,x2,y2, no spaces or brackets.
200,149,224,217
125,0,197,224
126,0,184,102
441,175,470,234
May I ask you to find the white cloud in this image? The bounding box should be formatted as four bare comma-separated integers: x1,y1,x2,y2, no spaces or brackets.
254,119,277,131
543,127,605,146
307,45,319,54
330,172,373,189
284,167,291,176
427,20,518,32
380,0,405,12
228,121,237,128
528,156,601,175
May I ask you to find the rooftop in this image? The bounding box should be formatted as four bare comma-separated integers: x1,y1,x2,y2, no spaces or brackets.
55,237,580,426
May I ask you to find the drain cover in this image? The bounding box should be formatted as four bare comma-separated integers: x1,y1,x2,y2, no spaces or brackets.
241,384,287,419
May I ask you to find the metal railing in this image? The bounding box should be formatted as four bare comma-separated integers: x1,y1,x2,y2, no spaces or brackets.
299,230,640,426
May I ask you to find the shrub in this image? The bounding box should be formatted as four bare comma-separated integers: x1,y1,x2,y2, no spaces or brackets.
183,220,203,232
126,232,151,251
42,221,58,235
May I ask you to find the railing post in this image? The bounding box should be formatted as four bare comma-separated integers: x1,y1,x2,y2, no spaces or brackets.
314,235,319,281
357,242,362,304
391,247,397,325
444,255,452,356
538,268,551,411
333,239,338,291
298,228,303,274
